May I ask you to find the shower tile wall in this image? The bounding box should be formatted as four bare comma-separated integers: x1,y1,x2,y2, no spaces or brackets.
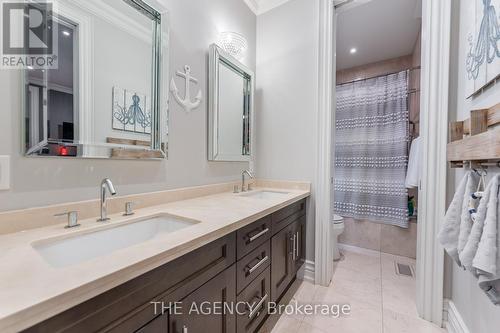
339,218,418,259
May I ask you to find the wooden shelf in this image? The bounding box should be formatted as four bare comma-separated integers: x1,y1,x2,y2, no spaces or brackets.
447,102,500,165
106,137,164,159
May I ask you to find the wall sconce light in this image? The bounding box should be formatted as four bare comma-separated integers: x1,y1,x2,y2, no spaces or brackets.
217,32,247,60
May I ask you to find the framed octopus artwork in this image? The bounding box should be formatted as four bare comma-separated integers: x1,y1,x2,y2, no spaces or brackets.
112,86,152,134
465,0,500,97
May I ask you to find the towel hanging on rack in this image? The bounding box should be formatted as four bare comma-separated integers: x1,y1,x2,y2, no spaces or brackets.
460,175,498,271
473,175,500,305
438,171,479,266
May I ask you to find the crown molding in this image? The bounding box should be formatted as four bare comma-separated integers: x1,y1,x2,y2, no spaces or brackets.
243,0,259,14
243,0,293,15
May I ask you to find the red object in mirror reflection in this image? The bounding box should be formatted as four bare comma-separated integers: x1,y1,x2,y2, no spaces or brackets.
59,146,69,156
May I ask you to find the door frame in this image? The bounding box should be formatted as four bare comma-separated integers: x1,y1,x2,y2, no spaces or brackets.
416,0,451,326
315,0,452,325
315,0,336,286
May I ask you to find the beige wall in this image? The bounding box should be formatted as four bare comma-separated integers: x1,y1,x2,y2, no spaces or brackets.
336,55,413,85
256,0,320,262
0,0,256,212
410,31,421,135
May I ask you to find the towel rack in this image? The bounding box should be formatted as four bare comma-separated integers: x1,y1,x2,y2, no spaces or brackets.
448,102,500,168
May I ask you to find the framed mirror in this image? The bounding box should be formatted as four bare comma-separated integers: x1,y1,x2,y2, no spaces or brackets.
23,0,168,159
208,44,254,162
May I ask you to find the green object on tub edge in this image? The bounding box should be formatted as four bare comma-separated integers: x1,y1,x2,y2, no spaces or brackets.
408,196,416,217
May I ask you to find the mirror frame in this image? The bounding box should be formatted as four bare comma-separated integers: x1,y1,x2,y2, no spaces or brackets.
208,43,254,162
21,0,169,160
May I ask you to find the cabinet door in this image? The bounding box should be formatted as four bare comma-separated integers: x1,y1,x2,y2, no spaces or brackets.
270,222,295,302
170,266,236,333
136,314,169,333
292,215,306,274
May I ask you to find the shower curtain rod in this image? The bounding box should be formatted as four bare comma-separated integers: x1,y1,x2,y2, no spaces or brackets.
337,66,421,86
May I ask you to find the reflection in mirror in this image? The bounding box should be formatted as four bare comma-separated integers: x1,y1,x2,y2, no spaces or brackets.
26,17,77,156
208,44,253,162
24,0,168,159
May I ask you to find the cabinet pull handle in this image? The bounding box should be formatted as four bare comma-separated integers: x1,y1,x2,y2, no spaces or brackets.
292,234,297,261
247,255,269,274
248,294,268,319
296,231,300,258
248,228,269,242
183,325,188,333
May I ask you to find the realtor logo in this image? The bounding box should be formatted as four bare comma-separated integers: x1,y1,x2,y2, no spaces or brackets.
1,0,58,69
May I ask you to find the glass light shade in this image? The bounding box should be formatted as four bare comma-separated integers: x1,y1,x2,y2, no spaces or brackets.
217,32,248,60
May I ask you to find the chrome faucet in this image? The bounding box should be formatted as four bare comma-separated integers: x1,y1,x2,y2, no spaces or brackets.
241,170,254,192
98,178,117,222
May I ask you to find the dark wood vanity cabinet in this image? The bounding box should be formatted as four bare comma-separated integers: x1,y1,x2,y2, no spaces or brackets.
292,215,306,273
236,268,271,333
270,203,306,303
270,222,295,302
135,314,169,333
170,265,237,333
236,216,272,260
24,199,307,333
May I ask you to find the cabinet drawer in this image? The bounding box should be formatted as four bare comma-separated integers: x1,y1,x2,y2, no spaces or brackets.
237,216,272,260
237,267,271,333
271,199,306,234
237,241,271,294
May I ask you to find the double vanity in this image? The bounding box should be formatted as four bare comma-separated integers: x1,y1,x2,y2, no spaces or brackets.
4,0,309,331
0,181,310,333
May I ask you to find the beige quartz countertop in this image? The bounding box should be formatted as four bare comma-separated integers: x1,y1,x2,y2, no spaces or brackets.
0,186,310,333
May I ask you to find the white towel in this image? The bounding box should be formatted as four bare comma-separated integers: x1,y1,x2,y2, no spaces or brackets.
473,175,500,304
405,137,422,188
457,173,480,258
459,175,495,271
438,171,478,266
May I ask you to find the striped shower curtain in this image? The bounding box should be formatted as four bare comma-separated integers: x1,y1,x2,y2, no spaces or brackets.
334,70,409,228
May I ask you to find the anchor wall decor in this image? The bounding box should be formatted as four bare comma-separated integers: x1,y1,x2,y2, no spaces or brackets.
170,65,203,113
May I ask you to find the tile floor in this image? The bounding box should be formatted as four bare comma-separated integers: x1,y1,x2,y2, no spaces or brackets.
271,247,446,333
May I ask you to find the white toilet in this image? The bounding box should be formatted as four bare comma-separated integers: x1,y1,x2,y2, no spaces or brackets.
332,214,345,261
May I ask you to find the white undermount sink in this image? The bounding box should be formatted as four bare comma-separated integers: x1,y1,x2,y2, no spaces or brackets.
33,214,199,268
239,190,290,200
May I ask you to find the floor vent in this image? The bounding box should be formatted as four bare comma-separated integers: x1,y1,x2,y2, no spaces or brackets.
395,262,414,278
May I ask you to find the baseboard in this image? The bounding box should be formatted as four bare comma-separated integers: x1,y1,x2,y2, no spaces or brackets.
338,243,381,257
297,260,315,283
443,299,470,333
